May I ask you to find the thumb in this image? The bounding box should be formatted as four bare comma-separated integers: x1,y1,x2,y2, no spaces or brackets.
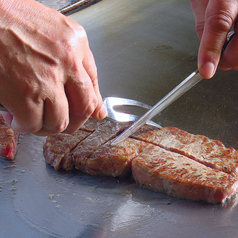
198,0,238,79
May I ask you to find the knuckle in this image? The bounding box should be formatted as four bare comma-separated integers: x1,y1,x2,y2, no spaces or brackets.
84,96,98,116
52,119,69,134
60,24,88,69
66,24,87,46
195,23,204,39
207,10,234,33
53,125,66,134
91,75,99,86
74,25,87,38
206,45,221,57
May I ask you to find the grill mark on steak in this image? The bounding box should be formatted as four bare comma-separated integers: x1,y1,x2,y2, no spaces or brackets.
132,126,238,178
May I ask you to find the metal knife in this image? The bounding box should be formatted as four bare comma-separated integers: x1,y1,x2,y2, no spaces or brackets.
111,32,235,145
111,70,203,145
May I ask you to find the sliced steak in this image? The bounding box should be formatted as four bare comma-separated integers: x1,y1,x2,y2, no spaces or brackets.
80,117,107,132
44,131,91,170
69,120,131,172
132,144,238,204
44,118,112,171
0,114,19,159
44,118,238,203
84,139,150,177
132,126,238,178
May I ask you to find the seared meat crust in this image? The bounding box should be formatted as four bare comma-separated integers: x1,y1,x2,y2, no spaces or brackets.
0,114,19,159
132,144,238,204
132,126,238,177
44,118,238,203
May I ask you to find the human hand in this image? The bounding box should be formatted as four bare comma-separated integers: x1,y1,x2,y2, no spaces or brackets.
0,0,106,136
189,0,238,79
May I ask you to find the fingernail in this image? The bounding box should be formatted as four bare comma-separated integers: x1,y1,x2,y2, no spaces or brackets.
98,104,107,120
201,62,215,79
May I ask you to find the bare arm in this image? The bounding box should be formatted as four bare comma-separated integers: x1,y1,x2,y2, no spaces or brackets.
0,0,106,136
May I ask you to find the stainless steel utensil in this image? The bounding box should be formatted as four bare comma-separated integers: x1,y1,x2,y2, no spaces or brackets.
111,32,235,145
103,96,161,128
111,70,203,145
0,96,162,128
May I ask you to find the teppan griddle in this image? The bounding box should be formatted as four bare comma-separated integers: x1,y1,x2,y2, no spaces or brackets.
1,0,238,237
36,0,97,13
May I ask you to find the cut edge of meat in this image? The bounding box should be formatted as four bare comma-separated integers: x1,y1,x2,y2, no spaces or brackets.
79,118,108,132
0,114,19,160
132,126,238,178
133,163,238,204
0,132,19,160
44,119,238,204
83,139,150,177
44,131,91,170
132,144,238,204
70,120,132,172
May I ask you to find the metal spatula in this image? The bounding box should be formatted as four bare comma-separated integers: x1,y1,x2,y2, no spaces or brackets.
103,97,161,128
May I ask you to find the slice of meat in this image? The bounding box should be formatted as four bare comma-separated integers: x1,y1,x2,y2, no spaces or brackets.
44,118,111,171
80,117,107,132
44,118,137,176
44,118,238,203
132,126,238,178
83,139,150,177
44,131,91,170
132,144,238,204
0,114,19,159
69,120,131,171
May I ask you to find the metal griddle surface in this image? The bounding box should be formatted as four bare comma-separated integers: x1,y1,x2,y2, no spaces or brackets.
1,0,238,237
36,0,82,10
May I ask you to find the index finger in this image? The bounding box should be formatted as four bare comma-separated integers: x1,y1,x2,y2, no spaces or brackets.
198,0,238,79
82,49,106,120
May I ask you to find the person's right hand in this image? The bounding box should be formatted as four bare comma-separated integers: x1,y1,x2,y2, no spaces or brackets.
0,0,106,136
190,0,238,79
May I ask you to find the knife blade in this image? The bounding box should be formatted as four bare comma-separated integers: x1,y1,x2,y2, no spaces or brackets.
111,70,203,145
111,32,235,146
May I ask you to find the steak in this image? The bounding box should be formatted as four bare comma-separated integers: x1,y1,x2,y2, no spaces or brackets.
44,131,91,171
132,144,238,204
44,118,238,203
44,119,131,171
83,138,150,177
0,113,19,159
44,118,110,170
132,126,238,177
